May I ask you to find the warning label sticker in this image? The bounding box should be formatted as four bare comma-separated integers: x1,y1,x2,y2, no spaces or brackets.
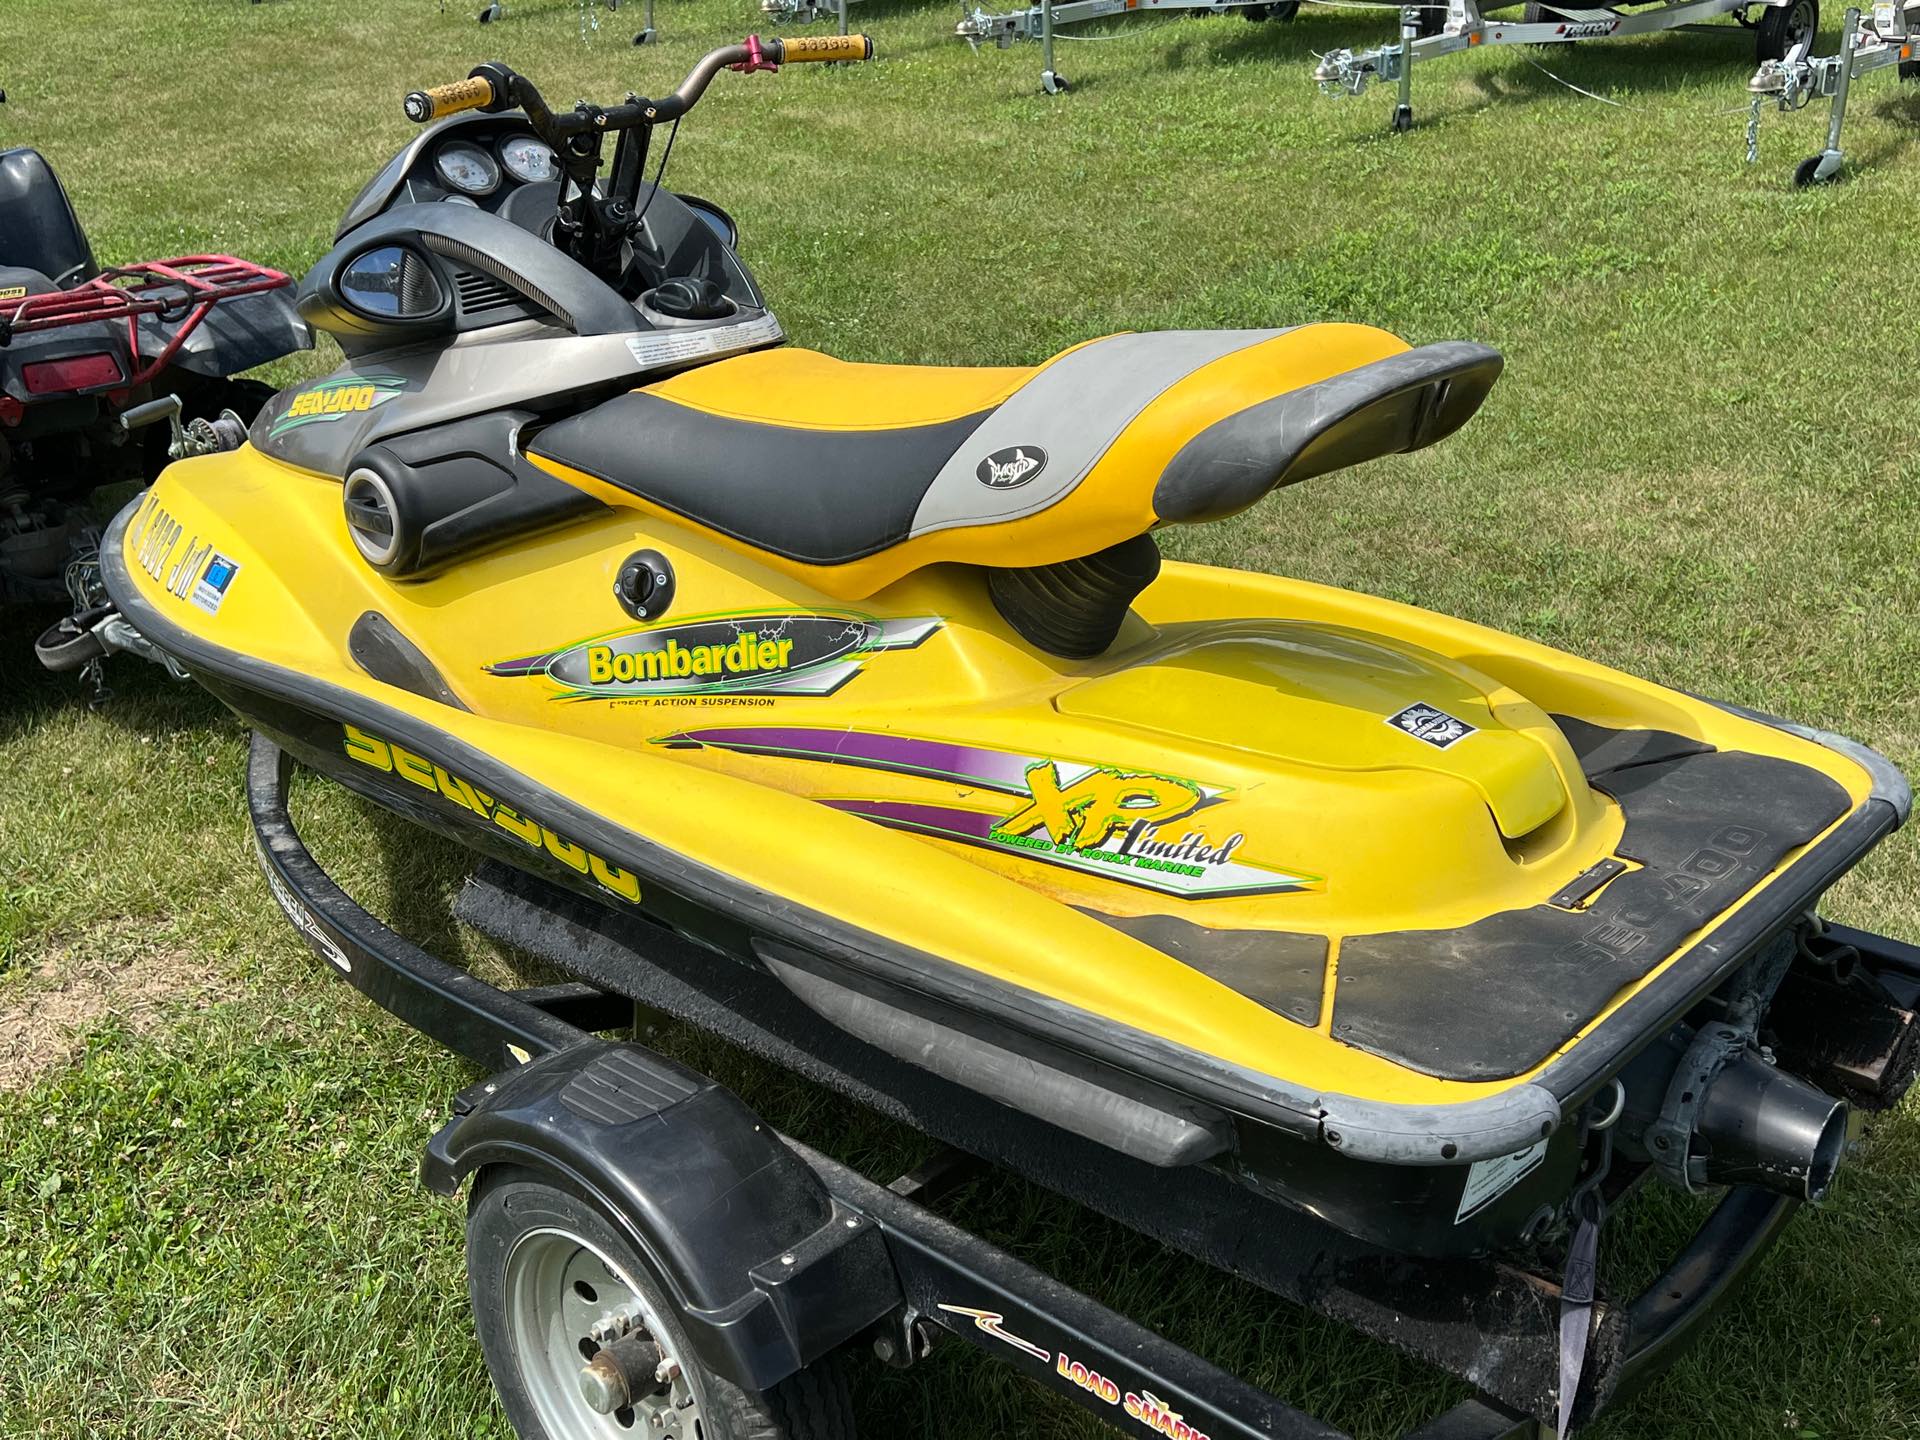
1455,1139,1548,1223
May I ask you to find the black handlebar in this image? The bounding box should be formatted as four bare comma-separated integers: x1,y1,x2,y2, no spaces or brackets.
404,34,873,136
397,36,871,289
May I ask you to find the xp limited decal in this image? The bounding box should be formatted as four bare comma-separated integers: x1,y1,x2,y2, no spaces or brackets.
652,727,1318,900
934,1305,1215,1440
265,373,406,439
486,611,941,701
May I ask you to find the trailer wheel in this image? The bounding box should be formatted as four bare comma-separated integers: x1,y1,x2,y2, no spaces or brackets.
1754,0,1817,61
467,1166,856,1440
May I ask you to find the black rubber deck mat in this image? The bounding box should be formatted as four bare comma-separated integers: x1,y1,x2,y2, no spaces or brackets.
1329,720,1851,1081
1082,909,1328,1026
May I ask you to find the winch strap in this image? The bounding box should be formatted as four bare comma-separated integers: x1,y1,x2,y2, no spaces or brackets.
1556,1198,1603,1439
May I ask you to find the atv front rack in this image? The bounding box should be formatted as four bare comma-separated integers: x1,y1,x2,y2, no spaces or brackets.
0,255,290,389
244,732,1885,1438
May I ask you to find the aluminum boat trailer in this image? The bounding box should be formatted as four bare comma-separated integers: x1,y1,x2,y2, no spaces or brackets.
761,0,859,34
244,732,1920,1440
471,0,658,44
1746,1,1920,183
1316,0,1816,131
956,0,1301,94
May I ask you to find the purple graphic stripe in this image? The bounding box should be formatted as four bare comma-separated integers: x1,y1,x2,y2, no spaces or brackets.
484,652,559,677
657,727,1040,794
818,798,1005,837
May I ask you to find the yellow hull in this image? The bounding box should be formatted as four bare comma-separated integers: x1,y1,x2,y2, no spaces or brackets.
98,319,1907,1256
109,442,1894,1114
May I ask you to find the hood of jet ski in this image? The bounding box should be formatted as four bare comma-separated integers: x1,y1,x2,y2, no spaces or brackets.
103,320,1908,1253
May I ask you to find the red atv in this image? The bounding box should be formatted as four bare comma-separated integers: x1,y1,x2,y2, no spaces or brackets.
1,145,310,606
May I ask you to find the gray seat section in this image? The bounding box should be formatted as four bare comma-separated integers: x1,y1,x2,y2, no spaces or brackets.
907,329,1295,537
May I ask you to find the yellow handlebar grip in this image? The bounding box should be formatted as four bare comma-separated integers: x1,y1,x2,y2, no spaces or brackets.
777,33,875,62
402,75,497,124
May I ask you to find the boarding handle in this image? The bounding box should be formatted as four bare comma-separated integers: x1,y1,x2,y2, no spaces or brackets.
402,69,504,124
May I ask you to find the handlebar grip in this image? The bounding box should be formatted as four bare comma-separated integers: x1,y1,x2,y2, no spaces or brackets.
402,75,497,124
775,33,875,62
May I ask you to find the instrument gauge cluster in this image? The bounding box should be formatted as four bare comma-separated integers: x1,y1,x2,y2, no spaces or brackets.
499,135,559,184
433,140,501,196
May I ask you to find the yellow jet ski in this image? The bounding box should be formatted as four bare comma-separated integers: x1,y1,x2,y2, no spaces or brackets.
81,41,1915,1289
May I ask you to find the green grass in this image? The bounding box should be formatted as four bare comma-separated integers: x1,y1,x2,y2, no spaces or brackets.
2,0,1919,1435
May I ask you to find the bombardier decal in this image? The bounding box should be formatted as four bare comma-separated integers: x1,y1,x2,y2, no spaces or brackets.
653,726,1319,900
486,611,941,701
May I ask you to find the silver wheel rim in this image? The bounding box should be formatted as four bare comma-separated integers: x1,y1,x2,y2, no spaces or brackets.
503,1226,706,1438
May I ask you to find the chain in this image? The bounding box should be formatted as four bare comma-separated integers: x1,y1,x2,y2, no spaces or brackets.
1746,92,1764,161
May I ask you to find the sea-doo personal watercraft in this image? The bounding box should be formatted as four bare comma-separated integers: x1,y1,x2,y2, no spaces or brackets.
68,35,1920,1438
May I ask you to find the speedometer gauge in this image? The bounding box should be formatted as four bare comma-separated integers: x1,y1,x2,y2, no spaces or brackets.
434,141,500,196
499,135,559,184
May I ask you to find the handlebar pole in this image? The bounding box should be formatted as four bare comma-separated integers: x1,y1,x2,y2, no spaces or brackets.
402,37,874,132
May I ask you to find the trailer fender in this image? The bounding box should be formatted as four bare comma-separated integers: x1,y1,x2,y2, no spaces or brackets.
421,1040,901,1391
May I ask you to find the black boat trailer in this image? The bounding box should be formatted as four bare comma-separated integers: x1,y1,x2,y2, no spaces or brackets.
246,734,1919,1440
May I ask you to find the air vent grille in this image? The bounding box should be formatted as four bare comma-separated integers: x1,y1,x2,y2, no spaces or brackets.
342,468,400,568
454,268,520,315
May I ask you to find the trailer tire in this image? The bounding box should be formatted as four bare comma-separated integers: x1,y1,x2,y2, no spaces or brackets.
466,1165,857,1440
1754,0,1817,61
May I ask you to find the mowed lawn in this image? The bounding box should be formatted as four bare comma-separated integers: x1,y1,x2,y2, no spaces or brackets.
3,0,1919,1436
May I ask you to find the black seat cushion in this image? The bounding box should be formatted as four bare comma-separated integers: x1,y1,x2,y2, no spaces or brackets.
530,392,991,565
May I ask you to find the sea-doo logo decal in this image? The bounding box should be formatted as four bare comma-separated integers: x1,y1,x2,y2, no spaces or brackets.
976,445,1047,489
486,612,941,701
190,552,240,615
935,1306,1052,1363
0,285,28,301
342,725,642,905
1386,702,1476,750
266,374,406,438
650,727,1319,900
